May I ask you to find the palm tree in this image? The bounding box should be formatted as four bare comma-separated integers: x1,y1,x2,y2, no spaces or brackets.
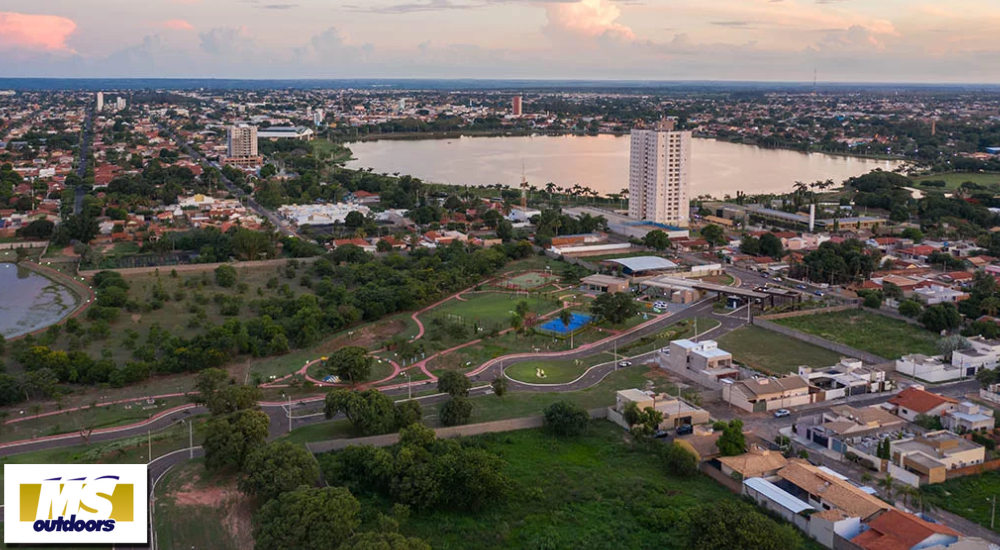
545,182,556,196
878,473,897,503
981,296,1000,317
559,309,575,348
898,484,920,510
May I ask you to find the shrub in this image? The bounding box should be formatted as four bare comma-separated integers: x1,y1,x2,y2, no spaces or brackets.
543,400,589,437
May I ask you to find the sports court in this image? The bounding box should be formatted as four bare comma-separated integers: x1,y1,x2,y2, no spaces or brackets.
538,312,593,336
498,270,561,291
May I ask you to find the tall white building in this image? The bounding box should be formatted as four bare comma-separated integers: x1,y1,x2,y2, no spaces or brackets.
627,119,691,227
227,124,258,158
115,97,126,111
96,92,104,113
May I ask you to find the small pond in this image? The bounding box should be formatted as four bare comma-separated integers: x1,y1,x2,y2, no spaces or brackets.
0,263,80,338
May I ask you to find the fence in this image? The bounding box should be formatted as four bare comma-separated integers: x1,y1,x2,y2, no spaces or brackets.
756,304,858,321
699,463,743,494
752,317,889,365
946,458,1000,481
866,305,924,326
307,408,609,454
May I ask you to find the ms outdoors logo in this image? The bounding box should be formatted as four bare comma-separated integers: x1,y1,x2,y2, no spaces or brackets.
4,464,148,544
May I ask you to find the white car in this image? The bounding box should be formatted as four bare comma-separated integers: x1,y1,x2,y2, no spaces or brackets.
774,409,791,418
618,361,632,368
653,301,668,309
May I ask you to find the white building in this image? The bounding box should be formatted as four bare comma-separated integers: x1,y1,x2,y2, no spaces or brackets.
257,127,315,140
227,124,258,158
115,97,126,111
278,203,371,226
627,118,691,227
96,91,104,113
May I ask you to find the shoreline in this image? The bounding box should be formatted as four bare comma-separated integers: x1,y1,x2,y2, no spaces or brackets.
1,260,94,341
337,131,909,163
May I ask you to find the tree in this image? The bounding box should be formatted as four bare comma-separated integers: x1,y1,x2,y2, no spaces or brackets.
936,335,970,361
325,389,399,436
543,400,589,437
490,376,508,398
981,296,1000,317
882,282,904,301
338,532,430,550
759,233,783,259
559,308,573,331
398,422,436,449
901,227,924,242
739,235,761,256
344,210,365,229
898,300,923,318
976,367,999,388
260,164,278,179
231,228,275,261
439,396,472,426
496,219,514,242
590,292,639,325
681,499,804,550
701,224,727,247
254,486,360,550
437,370,471,398
878,473,897,502
663,442,699,477
642,230,671,251
394,400,423,428
214,264,237,288
325,346,373,383
863,292,883,309
716,419,746,456
203,409,270,472
627,406,664,438
239,441,321,503
194,368,262,416
920,303,961,333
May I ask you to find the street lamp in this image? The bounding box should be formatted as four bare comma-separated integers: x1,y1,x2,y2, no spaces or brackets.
399,371,411,401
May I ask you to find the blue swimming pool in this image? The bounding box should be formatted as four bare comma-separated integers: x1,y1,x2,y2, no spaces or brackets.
539,312,593,335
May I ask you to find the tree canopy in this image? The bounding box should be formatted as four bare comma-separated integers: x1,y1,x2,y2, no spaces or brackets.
239,441,321,503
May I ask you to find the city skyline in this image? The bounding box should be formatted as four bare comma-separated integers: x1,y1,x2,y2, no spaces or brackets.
1,0,1000,82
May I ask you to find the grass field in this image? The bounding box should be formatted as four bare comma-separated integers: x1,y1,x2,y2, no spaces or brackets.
366,421,812,550
912,172,1000,191
504,352,618,384
0,395,191,443
774,310,938,359
422,291,561,332
716,325,845,374
617,317,720,357
154,459,253,550
923,471,1000,533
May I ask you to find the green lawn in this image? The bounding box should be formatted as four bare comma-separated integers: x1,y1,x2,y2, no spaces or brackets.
617,317,720,357
1,395,191,443
912,172,1000,191
505,352,617,384
774,310,938,359
423,292,561,332
716,325,845,374
923,471,1000,534
362,421,813,550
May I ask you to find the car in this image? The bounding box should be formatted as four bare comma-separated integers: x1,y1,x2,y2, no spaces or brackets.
653,301,668,309
773,277,783,282
618,361,632,368
796,284,807,290
654,430,670,439
675,424,694,436
760,273,769,278
774,409,791,418
814,291,825,297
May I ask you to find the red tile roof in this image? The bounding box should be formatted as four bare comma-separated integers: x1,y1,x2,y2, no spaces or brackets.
889,387,958,414
851,510,960,550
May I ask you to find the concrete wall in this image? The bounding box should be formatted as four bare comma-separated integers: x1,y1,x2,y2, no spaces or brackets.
752,317,889,364
307,408,609,454
756,304,858,321
0,240,47,250
699,463,742,494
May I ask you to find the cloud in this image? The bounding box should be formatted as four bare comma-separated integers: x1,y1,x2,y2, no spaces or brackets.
258,4,298,9
545,0,635,41
344,0,475,14
817,23,898,51
162,19,195,31
199,26,257,56
296,27,374,62
0,12,77,52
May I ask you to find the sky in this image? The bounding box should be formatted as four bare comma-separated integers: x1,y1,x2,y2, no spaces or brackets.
1,0,1000,82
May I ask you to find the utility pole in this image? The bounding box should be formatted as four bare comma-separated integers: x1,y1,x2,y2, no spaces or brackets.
147,430,151,464
991,495,996,530
188,420,193,459
288,394,292,433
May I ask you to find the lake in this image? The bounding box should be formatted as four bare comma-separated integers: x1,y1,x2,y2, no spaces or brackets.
0,263,80,338
346,134,903,198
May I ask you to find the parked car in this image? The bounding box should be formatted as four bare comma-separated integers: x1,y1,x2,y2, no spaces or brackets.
774,409,791,418
773,277,783,282
618,361,632,368
796,284,807,290
654,430,670,439
814,291,825,297
760,273,769,278
676,424,694,436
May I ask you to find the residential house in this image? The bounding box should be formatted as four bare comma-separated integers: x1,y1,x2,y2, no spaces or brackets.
506,206,541,224
351,190,380,204
888,387,959,422
722,375,813,413
794,405,906,456
952,336,1000,374
851,509,961,550
332,238,377,253
941,402,994,434
896,354,966,383
662,339,739,388
896,245,938,262
580,274,630,294
890,430,986,484
718,444,788,480
797,360,891,400
912,284,969,305
606,388,710,432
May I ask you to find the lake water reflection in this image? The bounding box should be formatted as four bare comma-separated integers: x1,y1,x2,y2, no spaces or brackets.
0,263,80,338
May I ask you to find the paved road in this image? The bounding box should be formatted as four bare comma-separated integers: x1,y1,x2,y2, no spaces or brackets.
74,106,94,215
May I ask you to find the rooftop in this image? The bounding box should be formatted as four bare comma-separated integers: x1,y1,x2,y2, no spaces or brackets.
889,387,959,414
851,509,960,550
777,460,890,520
606,256,678,273
744,477,814,514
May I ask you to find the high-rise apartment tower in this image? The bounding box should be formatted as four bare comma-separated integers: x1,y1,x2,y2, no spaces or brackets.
627,118,691,227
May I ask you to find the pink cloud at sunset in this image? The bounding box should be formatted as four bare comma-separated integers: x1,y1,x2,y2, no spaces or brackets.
0,12,77,52
162,19,194,31
545,0,635,42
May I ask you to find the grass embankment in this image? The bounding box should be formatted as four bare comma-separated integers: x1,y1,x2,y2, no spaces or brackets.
773,310,938,359
717,325,845,374
912,172,1000,192
923,471,1000,534
154,458,253,550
